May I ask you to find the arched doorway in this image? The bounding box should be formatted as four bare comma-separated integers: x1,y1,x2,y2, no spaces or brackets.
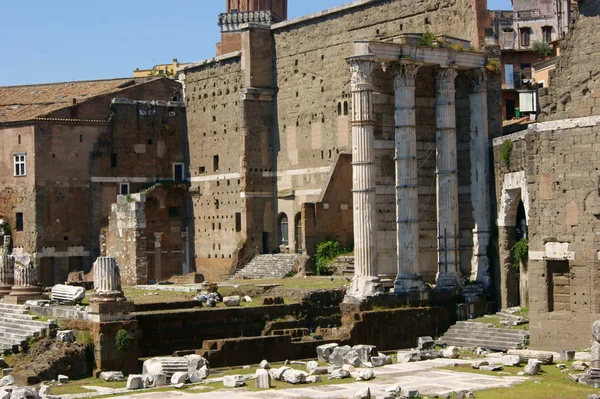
278,213,289,247
294,213,303,253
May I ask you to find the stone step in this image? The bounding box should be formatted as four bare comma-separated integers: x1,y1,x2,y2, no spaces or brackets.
232,254,300,280
448,326,529,338
0,306,30,315
0,323,46,336
0,330,34,342
441,333,528,345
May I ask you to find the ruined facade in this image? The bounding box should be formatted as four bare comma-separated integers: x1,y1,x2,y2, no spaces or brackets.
0,78,189,286
181,0,499,283
492,0,600,349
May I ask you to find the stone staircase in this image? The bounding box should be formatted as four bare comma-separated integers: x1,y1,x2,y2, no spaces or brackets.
231,254,300,279
0,303,55,354
438,321,530,352
496,307,529,325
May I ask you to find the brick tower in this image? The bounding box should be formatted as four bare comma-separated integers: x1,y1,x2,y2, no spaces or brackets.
217,0,288,55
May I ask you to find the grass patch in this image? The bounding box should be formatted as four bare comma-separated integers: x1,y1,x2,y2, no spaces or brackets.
468,315,530,331
48,385,94,395
443,361,598,399
48,377,127,396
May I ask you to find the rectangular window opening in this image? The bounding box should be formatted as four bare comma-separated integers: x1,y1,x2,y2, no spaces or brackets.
173,163,185,182
235,212,242,232
111,153,118,168
16,213,23,232
213,155,219,172
119,183,130,195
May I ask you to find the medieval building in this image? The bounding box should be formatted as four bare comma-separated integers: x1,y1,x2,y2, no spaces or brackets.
0,77,189,286
179,0,501,286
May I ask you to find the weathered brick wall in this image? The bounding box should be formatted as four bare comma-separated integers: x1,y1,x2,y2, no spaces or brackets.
538,3,600,122
493,122,600,349
184,55,246,281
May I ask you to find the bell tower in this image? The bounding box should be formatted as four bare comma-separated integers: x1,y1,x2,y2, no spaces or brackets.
217,0,288,56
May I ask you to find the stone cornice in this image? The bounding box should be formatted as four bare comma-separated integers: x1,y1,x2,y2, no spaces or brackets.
218,11,281,32
0,118,109,128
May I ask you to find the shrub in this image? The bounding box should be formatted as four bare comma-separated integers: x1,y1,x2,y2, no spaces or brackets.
500,139,513,166
532,40,552,58
485,58,501,74
419,30,437,47
511,238,529,272
114,329,133,352
314,240,348,276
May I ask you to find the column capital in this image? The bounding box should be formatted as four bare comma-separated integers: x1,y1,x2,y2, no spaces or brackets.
435,68,458,91
384,62,421,89
349,58,375,90
467,68,487,94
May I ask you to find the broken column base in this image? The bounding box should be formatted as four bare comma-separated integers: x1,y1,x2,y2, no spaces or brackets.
394,273,427,294
3,286,48,305
344,276,383,303
580,369,600,388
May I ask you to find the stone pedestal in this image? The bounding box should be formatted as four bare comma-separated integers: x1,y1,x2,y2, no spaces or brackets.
346,58,382,299
434,68,462,289
468,68,492,287
89,257,130,322
0,236,14,298
4,253,47,304
389,62,426,293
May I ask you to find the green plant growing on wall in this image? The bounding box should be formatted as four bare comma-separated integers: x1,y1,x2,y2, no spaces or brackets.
451,43,465,51
500,139,513,166
511,238,529,272
532,40,552,58
114,329,133,352
485,58,501,74
419,30,437,47
314,240,349,276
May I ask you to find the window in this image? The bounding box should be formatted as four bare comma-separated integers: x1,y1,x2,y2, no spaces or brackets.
119,183,130,195
199,166,206,174
213,155,219,171
173,163,185,182
16,213,23,232
111,153,118,168
542,26,552,43
279,214,289,245
168,206,179,218
343,101,349,116
13,154,26,176
520,27,531,47
235,212,242,232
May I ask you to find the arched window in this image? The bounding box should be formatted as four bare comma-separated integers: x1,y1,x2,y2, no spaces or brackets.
279,213,289,245
18,135,21,145
343,101,349,116
337,102,342,116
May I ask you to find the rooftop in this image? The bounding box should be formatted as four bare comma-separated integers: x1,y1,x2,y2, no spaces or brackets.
0,76,161,123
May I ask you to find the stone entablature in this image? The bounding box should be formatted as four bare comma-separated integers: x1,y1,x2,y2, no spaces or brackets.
218,11,281,32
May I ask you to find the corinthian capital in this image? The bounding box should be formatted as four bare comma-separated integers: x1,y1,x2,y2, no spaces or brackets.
384,63,421,89
349,59,375,89
436,68,458,91
467,68,487,94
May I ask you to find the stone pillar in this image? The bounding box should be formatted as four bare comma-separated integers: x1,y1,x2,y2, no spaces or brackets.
389,62,426,293
4,253,47,304
154,232,163,283
346,58,382,299
435,68,462,289
468,68,492,288
92,256,125,301
0,236,14,298
182,228,190,275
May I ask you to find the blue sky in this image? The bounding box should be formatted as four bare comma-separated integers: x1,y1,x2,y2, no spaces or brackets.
0,0,512,86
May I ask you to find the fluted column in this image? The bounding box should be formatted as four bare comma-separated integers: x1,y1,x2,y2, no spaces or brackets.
0,236,14,298
388,62,426,293
92,256,125,301
346,57,382,299
435,68,462,289
468,68,492,288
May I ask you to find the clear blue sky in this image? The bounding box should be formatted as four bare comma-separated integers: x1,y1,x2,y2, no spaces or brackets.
0,0,512,87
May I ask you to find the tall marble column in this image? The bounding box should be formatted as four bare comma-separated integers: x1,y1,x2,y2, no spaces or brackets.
435,68,462,289
4,253,47,304
346,58,382,299
468,68,492,287
0,236,14,298
389,62,426,292
92,256,125,301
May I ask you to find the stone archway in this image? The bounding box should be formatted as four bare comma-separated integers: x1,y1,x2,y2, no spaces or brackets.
497,171,530,309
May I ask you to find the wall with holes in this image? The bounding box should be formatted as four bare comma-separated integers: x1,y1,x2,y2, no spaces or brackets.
183,55,246,281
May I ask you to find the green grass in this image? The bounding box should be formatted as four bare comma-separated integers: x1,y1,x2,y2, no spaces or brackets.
47,376,128,396
468,315,530,331
443,361,599,399
224,277,349,290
